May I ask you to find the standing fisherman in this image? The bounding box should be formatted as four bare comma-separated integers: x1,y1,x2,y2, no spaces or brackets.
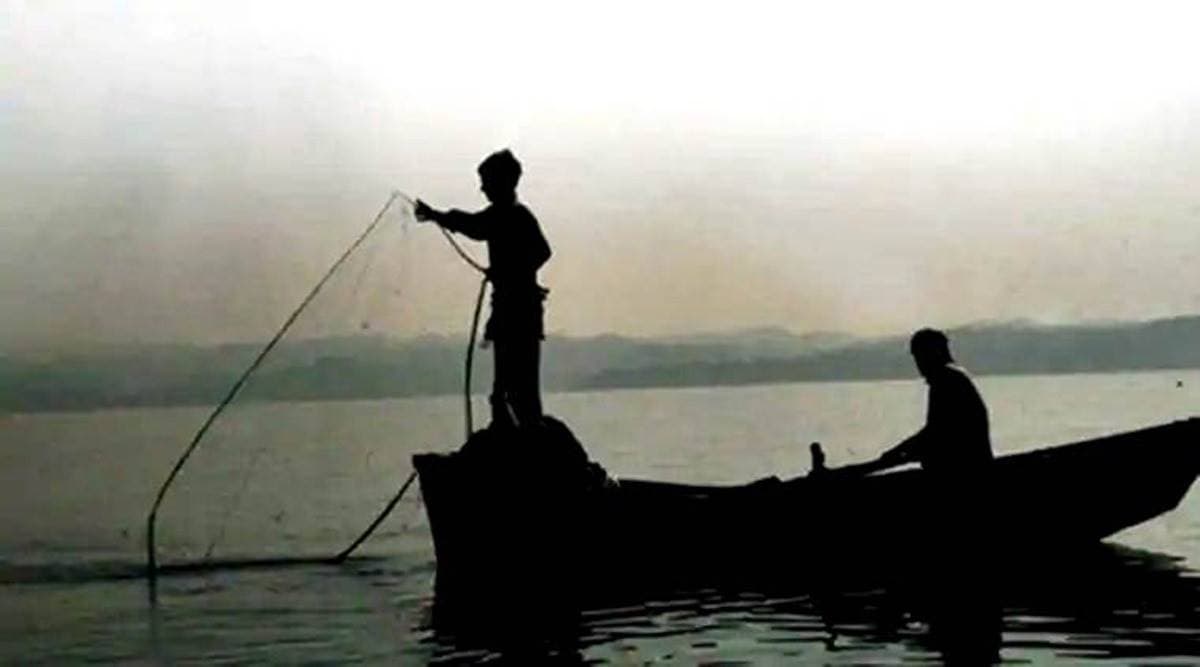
415,150,552,430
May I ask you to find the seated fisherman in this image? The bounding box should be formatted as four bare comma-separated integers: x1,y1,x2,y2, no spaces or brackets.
414,149,552,430
877,328,1000,664
878,328,994,473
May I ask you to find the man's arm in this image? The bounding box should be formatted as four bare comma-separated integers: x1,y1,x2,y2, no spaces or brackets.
531,224,551,269
878,428,927,466
514,205,551,270
414,200,490,241
879,378,944,467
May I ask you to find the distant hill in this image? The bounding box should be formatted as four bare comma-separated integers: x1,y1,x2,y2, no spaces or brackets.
2,316,1199,412
578,316,1200,390
0,327,848,412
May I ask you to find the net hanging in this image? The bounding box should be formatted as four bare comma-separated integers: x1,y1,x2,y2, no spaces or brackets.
146,192,488,576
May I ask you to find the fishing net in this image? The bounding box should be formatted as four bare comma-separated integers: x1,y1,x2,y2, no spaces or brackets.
149,193,489,571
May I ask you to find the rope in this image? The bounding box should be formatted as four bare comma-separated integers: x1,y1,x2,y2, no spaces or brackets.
331,275,484,563
398,193,488,437
420,198,488,434
145,192,402,579
329,196,489,562
329,470,418,563
464,276,488,437
393,192,486,275
438,226,488,275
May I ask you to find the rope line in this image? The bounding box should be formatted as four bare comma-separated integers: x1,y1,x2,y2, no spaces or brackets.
330,470,418,563
331,198,491,561
464,276,488,437
412,197,489,437
438,226,487,275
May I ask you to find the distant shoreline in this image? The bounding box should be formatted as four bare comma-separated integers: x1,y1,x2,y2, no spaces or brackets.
3,314,1198,414
3,365,1195,417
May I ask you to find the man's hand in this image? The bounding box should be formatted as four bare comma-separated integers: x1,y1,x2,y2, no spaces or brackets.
879,433,922,467
414,199,437,223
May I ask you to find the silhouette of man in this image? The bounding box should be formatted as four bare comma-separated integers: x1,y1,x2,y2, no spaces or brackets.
878,328,993,472
878,328,1000,663
414,150,552,429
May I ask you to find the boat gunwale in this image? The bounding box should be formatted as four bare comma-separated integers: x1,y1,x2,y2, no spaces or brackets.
417,416,1200,495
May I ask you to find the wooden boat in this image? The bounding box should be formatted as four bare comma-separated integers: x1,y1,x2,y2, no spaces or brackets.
413,417,1200,601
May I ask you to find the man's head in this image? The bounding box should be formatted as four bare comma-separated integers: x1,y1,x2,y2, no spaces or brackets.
909,328,953,379
477,149,522,204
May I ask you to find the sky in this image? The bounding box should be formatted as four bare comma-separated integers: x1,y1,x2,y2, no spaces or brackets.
4,1,1200,348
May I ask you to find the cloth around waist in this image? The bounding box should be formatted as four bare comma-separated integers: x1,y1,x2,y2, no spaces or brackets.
485,284,547,341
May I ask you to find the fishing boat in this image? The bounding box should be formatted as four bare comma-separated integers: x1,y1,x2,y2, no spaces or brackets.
414,417,1200,601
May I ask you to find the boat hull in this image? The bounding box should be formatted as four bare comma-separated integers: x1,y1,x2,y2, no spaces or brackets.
414,418,1200,601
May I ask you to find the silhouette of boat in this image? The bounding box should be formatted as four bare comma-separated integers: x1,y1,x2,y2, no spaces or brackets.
414,417,1200,601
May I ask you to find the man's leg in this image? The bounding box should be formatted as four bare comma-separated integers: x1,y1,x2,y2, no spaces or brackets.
510,337,543,427
489,341,516,429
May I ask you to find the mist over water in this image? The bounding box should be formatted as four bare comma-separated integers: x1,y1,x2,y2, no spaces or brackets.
7,3,1200,348
2,370,1199,662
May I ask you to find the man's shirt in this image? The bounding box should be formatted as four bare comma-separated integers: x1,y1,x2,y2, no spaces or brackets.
440,202,551,293
919,364,993,473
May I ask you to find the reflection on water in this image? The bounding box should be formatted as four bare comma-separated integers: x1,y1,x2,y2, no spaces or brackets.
9,528,1200,663
418,544,1200,664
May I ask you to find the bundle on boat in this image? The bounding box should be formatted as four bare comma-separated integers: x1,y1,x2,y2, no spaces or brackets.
413,417,612,602
414,417,1200,602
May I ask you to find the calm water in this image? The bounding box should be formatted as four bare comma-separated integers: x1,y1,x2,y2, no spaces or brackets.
2,370,1199,664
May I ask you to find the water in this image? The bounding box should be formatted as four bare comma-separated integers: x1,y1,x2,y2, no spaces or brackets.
2,370,1199,664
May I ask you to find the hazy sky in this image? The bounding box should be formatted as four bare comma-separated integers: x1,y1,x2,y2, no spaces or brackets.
5,1,1200,348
